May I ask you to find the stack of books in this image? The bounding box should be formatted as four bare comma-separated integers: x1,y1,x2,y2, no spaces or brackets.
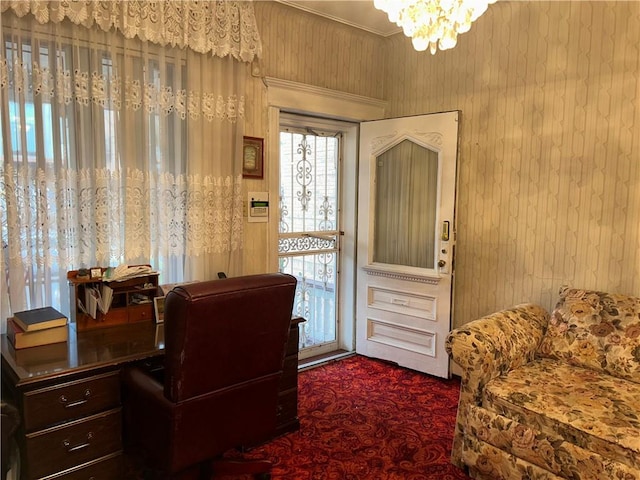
6,306,69,349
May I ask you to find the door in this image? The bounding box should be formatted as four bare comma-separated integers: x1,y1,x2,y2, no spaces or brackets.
356,111,459,378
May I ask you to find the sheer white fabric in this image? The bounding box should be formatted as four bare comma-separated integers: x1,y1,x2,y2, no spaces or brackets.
0,0,262,62
0,11,247,325
373,140,438,269
1,51,244,122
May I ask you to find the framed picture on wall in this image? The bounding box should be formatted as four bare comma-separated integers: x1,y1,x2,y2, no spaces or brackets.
242,136,264,179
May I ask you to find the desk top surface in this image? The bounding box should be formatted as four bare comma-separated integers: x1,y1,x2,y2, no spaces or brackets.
1,322,164,388
1,317,304,389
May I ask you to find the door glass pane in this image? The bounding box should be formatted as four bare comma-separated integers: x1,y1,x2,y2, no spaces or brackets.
279,252,336,348
373,140,438,269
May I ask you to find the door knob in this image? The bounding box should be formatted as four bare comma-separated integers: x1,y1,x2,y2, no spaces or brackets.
438,260,446,268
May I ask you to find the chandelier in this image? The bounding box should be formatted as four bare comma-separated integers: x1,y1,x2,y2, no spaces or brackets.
374,0,496,54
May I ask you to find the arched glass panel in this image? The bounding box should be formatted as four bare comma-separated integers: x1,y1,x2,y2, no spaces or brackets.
373,140,438,269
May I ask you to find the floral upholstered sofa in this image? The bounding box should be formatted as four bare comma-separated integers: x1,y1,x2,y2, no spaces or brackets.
445,287,640,480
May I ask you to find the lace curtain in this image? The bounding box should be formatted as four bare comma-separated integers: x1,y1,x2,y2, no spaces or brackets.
0,0,262,62
0,9,250,325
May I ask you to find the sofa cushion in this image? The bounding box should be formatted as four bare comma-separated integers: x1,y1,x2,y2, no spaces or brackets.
463,412,639,480
538,287,640,383
482,358,640,470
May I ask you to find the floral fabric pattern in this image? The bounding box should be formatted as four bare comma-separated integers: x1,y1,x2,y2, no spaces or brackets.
463,436,615,480
539,287,640,383
446,288,640,480
484,359,640,470
445,303,550,466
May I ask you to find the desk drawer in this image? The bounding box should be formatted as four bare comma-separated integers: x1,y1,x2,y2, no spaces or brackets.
285,327,299,356
279,355,298,392
48,452,122,480
276,387,299,436
277,387,298,423
25,409,121,479
128,304,153,323
23,372,120,431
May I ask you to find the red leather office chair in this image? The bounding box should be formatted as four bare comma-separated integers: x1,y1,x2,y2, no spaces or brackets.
122,273,297,479
1,401,20,480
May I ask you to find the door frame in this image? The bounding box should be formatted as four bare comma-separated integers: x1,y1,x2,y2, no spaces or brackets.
264,77,386,354
277,113,349,358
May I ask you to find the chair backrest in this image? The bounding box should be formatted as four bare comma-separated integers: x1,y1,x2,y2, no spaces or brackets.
163,273,297,403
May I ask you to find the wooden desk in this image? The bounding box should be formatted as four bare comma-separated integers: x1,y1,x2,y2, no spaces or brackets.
1,318,304,480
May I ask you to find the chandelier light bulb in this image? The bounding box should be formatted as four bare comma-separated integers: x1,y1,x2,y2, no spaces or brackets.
457,18,472,34
375,0,496,55
439,28,458,50
412,36,429,51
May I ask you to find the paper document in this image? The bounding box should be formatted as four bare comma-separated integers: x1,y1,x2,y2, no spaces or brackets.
85,288,98,319
100,284,113,313
82,285,114,319
159,280,200,296
103,264,158,282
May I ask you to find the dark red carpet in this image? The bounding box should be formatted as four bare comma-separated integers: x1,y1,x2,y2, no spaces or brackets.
223,354,471,480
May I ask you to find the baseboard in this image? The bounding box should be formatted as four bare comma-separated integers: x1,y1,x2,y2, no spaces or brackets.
298,350,355,371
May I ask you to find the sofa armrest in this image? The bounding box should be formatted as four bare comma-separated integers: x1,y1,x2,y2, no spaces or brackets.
447,303,549,387
445,303,549,467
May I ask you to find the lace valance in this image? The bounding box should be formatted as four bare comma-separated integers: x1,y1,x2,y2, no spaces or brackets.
0,0,262,63
1,58,244,122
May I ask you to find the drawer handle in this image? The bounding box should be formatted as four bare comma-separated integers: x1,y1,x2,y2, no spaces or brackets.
391,298,409,306
63,432,93,453
60,389,91,408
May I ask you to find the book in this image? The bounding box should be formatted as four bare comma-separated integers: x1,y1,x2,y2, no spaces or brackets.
13,340,69,367
13,306,68,332
7,318,68,349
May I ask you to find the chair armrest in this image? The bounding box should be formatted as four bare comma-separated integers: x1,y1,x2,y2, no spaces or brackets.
122,366,170,405
1,401,20,477
444,303,549,467
121,366,174,469
1,401,20,437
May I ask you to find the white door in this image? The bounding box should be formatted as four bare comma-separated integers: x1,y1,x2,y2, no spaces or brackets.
356,111,459,378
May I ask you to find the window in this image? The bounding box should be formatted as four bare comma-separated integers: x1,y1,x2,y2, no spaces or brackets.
1,16,245,323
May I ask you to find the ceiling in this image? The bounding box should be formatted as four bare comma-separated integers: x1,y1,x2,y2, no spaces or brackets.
277,0,402,37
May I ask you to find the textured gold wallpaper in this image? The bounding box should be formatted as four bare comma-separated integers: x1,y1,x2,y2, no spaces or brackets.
243,1,388,274
252,1,385,100
248,1,639,327
384,1,640,326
